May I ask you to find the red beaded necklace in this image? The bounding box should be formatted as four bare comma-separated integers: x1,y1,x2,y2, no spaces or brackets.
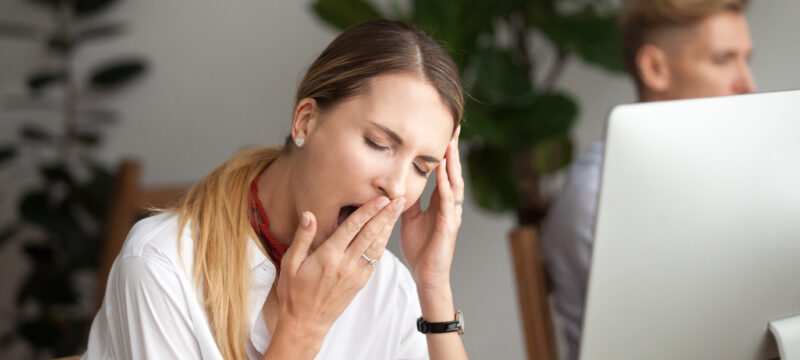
248,175,289,269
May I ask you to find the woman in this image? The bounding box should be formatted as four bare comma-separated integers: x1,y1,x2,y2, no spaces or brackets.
84,19,467,359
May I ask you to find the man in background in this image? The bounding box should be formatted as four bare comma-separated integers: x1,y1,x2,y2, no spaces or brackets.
540,1,756,358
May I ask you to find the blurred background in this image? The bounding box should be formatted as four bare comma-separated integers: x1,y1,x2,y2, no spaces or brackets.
0,0,798,359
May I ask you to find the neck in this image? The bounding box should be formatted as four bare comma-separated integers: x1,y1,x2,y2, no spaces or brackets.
256,154,296,246
639,88,672,103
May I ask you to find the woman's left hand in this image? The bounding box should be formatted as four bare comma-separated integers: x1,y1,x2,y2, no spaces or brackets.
401,127,463,292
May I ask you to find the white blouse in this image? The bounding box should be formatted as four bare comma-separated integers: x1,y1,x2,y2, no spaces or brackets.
83,213,428,359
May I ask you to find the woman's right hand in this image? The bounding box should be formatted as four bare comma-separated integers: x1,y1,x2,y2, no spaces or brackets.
264,196,405,359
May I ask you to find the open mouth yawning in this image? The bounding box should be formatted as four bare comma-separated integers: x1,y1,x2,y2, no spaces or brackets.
337,205,359,227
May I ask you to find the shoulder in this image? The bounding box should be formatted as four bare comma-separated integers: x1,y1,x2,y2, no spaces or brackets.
116,212,193,276
100,213,198,322
541,141,605,241
550,141,605,210
567,140,605,188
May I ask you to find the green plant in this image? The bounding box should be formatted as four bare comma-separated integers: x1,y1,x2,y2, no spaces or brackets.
0,0,148,357
311,0,625,225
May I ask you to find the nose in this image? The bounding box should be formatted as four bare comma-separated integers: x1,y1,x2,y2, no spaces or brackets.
373,164,408,200
734,61,757,94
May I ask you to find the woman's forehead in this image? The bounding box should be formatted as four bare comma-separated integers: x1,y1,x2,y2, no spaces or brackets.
350,78,452,150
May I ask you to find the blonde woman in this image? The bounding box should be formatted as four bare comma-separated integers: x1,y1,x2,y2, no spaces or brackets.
84,19,468,360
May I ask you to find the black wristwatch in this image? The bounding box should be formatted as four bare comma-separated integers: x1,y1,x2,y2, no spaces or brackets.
417,310,464,335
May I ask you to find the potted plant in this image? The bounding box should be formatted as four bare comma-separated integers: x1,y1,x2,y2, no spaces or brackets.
0,0,148,357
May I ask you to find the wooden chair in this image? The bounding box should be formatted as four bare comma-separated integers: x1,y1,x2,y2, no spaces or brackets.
95,160,187,309
509,226,558,360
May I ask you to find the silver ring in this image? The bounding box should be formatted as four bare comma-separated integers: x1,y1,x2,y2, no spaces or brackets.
454,198,464,206
361,253,377,267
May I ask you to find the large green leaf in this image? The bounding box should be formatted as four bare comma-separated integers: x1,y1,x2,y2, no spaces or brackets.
18,188,84,241
25,0,120,17
20,243,55,266
465,92,578,153
311,0,383,31
466,145,519,212
470,48,533,105
40,163,74,185
460,99,504,144
73,0,121,18
532,134,574,174
411,0,498,68
536,10,624,73
26,70,67,93
499,92,578,151
75,163,113,219
76,22,126,43
74,132,101,147
87,57,148,90
20,191,51,227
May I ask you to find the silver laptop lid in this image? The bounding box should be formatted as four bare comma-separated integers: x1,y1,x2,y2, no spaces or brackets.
580,90,800,360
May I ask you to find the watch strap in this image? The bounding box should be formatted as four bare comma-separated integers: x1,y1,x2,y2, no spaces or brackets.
417,317,460,333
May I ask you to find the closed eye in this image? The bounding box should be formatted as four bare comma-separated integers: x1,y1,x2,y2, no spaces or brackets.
364,137,389,151
413,163,428,177
366,135,429,177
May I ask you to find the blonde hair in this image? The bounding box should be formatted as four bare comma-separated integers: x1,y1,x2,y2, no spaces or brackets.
167,19,464,359
620,0,750,86
170,146,281,360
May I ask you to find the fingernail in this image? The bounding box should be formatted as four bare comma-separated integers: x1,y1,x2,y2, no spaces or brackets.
377,197,390,209
393,198,406,212
301,212,311,227
456,126,461,137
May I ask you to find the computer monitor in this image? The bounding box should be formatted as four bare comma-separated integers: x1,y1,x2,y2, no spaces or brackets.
580,90,800,360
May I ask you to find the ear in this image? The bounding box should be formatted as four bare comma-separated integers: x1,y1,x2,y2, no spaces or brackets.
637,44,671,94
291,98,319,144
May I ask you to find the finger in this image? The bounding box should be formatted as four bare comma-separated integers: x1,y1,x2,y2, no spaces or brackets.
437,158,455,213
358,213,397,279
327,196,390,250
372,213,397,258
347,197,405,258
282,211,316,275
447,136,465,202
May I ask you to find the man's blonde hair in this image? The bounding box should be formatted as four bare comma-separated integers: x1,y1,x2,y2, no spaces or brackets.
619,0,750,86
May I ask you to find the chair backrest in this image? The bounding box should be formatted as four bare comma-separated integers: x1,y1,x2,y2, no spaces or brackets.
95,160,187,309
509,226,557,360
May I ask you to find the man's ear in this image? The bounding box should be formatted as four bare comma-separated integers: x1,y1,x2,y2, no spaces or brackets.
291,98,319,144
637,44,671,94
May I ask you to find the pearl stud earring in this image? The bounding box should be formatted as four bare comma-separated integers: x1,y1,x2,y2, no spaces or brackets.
294,137,305,147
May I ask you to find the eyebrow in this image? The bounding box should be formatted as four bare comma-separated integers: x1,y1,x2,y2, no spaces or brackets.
370,121,441,164
372,122,404,145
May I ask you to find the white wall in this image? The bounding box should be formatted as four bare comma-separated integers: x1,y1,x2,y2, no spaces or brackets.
1,0,798,359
